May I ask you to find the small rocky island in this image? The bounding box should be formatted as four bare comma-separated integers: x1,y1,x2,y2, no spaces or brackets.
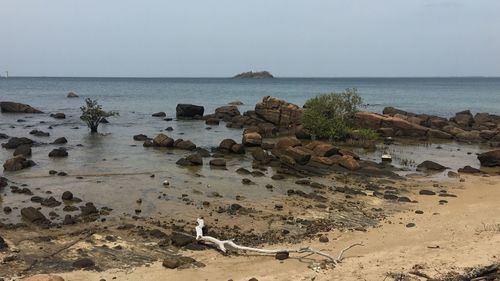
233,71,274,79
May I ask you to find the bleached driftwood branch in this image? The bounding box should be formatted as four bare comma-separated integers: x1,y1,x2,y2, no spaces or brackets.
195,218,363,264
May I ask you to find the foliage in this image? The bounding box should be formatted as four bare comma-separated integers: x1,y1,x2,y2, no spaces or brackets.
80,98,118,133
349,128,379,141
301,89,362,140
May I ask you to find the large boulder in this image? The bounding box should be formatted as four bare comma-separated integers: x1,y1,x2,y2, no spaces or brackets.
153,134,174,147
176,104,204,119
215,106,240,121
254,96,303,127
272,137,301,157
339,155,360,170
283,147,311,165
242,132,262,147
452,110,474,128
478,150,500,167
174,140,196,151
3,156,36,171
355,112,429,137
2,137,34,149
312,143,339,157
0,102,43,113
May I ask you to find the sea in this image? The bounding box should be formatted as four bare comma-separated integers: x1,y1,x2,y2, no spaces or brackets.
1,77,499,222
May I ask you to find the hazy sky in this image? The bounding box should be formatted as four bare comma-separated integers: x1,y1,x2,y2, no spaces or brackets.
1,0,499,77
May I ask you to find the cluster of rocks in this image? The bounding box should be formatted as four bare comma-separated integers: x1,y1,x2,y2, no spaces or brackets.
141,133,197,151
233,71,274,79
356,107,500,146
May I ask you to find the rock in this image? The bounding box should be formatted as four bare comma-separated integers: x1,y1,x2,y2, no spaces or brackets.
283,147,311,165
215,106,241,120
14,144,32,157
419,190,436,195
162,255,198,269
447,171,459,178
229,101,243,105
279,155,296,166
62,191,73,201
242,132,262,147
72,258,95,268
62,215,76,225
20,274,65,281
456,131,482,142
355,111,429,137
254,96,302,127
338,149,360,160
271,174,285,180
67,92,79,98
176,104,204,119
416,160,448,171
428,129,453,139
478,150,500,167
319,236,329,243
180,154,203,166
170,233,196,247
251,147,269,162
41,196,61,207
152,112,166,117
0,235,7,250
205,118,220,125
2,137,34,149
275,252,289,260
3,155,35,171
30,129,50,137
480,130,498,140
219,139,237,151
294,125,311,139
209,159,226,167
233,71,274,79
312,143,339,157
153,134,174,147
48,147,68,157
0,133,9,139
175,140,196,150
52,137,68,144
0,101,43,113
231,144,245,154
272,137,302,157
339,155,360,170
50,113,66,119
452,110,474,128
406,223,416,228
21,207,48,223
80,202,98,216
458,165,481,174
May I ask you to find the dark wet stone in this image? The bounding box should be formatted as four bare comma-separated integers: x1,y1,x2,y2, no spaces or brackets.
397,196,412,202
149,229,168,239
31,196,43,203
419,190,436,195
275,251,289,260
80,202,98,216
162,255,197,269
50,113,66,119
133,134,149,141
415,210,424,214
52,137,68,144
295,179,310,185
319,236,329,243
49,170,58,175
1,137,34,149
0,236,7,250
3,206,12,213
57,171,68,176
62,191,73,200
41,196,62,207
152,112,166,117
209,159,226,167
406,223,416,228
29,129,50,137
383,194,398,200
13,144,31,157
242,178,254,185
63,214,76,225
72,258,95,268
271,174,285,180
49,147,68,157
21,207,48,224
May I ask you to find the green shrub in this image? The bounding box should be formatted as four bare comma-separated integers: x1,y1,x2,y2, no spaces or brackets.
301,89,362,140
80,98,118,133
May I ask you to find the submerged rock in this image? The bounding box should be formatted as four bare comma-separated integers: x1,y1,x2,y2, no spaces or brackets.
13,144,32,157
152,111,166,117
21,207,48,224
176,104,204,119
67,91,79,98
51,137,68,144
3,155,36,171
48,147,68,157
2,137,34,149
416,160,448,171
478,149,500,167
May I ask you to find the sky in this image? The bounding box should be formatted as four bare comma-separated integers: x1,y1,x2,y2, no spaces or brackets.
1,0,499,77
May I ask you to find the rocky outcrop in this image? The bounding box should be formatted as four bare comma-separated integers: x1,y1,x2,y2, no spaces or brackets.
3,156,36,171
214,106,240,121
254,96,303,127
416,160,448,171
67,92,79,98
176,104,204,119
242,132,262,147
356,107,500,144
478,150,500,167
0,102,43,113
233,71,274,79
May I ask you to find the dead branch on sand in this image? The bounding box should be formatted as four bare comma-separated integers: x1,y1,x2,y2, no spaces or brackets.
194,218,363,264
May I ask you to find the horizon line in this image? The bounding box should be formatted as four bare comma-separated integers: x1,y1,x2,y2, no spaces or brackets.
1,75,500,79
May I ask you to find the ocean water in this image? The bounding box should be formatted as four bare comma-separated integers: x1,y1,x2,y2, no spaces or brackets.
0,77,499,222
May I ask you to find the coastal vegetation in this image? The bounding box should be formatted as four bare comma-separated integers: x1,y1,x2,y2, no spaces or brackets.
301,88,363,140
80,98,118,133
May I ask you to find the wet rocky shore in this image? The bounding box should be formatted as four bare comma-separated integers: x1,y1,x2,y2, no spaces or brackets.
1,96,500,280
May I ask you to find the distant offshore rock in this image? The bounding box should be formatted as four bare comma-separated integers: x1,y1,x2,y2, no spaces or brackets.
233,71,274,79
67,92,79,98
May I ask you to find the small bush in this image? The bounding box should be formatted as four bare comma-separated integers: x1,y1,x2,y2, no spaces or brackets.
301,89,362,140
80,98,118,133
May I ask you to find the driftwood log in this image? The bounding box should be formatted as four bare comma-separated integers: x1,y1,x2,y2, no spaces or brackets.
194,218,363,264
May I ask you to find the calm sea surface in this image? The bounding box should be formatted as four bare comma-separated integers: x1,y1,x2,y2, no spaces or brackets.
1,77,499,222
